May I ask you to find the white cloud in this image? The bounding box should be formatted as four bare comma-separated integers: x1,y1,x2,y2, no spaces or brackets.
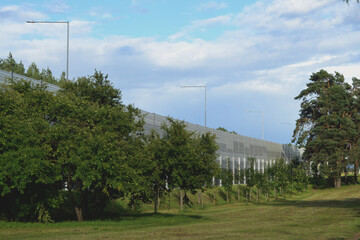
197,1,227,11
267,0,334,17
89,7,113,19
46,1,69,13
325,63,360,82
192,15,231,28
214,80,285,95
0,5,45,21
169,15,231,41
2,0,360,142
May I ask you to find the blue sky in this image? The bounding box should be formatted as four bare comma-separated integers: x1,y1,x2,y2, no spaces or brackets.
1,0,360,144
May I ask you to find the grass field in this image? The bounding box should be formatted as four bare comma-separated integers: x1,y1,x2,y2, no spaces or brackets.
1,185,360,240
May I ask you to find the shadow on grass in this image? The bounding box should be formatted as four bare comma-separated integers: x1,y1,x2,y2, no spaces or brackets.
258,198,360,213
87,199,205,223
51,196,204,223
54,210,204,224
218,189,227,202
206,192,215,203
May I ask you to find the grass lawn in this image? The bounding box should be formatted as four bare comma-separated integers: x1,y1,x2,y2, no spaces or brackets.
1,185,360,240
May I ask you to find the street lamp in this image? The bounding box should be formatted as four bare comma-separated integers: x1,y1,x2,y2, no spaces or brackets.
247,110,264,140
181,85,207,130
26,20,70,81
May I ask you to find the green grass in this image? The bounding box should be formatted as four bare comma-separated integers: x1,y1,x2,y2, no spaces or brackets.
1,185,360,239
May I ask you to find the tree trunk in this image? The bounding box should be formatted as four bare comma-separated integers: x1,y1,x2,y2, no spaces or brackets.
169,191,171,210
226,189,229,203
249,188,252,201
213,189,216,205
179,190,184,210
237,188,240,202
345,168,348,185
334,177,341,189
355,161,358,184
266,192,269,202
75,206,83,222
257,188,259,203
200,192,204,209
274,187,277,200
154,187,158,213
197,191,201,205
67,181,84,222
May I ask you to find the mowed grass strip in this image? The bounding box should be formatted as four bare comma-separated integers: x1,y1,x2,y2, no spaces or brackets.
1,185,360,240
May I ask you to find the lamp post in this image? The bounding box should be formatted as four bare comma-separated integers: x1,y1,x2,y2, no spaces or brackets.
181,85,207,130
26,20,70,81
247,110,264,140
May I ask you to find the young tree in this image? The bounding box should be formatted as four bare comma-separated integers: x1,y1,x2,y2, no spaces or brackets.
275,159,290,198
40,67,57,84
267,161,278,200
245,157,257,201
221,158,233,203
293,166,309,192
26,62,41,80
193,132,219,208
0,53,25,75
142,130,169,213
160,118,218,210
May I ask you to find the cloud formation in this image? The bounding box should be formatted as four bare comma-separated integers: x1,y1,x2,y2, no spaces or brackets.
1,0,360,143
196,1,228,11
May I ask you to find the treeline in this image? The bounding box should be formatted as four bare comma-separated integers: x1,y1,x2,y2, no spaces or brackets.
220,157,308,203
0,53,63,84
293,70,360,188
0,70,219,222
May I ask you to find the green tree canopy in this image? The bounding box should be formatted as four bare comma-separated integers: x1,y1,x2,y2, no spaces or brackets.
293,70,356,188
0,81,62,222
0,53,25,75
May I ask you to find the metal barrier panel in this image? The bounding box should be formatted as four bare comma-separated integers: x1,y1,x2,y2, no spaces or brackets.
0,70,61,93
140,110,303,171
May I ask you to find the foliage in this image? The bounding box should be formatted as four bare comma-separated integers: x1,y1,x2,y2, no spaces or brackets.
293,70,357,188
0,53,25,75
59,70,122,107
220,158,233,203
157,118,219,209
50,71,144,221
0,70,145,221
0,53,58,84
216,127,228,132
0,82,62,221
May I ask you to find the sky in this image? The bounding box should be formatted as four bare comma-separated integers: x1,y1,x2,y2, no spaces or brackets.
1,0,360,144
